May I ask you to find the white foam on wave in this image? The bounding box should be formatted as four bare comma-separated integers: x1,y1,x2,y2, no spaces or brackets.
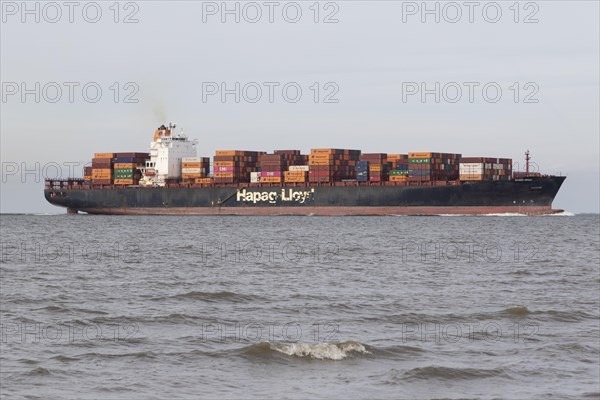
481,213,528,217
270,341,370,360
430,213,527,217
542,210,576,216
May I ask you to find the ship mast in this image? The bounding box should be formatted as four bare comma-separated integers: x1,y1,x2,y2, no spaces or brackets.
525,150,530,176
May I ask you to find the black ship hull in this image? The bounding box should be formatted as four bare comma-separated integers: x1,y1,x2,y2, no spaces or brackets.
44,176,566,215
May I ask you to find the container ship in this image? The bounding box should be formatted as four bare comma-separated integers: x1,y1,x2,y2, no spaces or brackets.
44,124,566,216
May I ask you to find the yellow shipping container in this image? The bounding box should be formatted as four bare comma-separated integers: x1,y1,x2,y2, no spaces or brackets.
114,178,134,185
94,152,115,159
460,174,484,181
261,177,282,183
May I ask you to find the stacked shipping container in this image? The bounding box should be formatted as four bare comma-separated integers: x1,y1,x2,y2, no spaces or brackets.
181,157,210,181
387,154,409,182
360,153,389,182
308,149,361,183
83,166,93,183
285,165,310,183
213,150,263,183
258,151,307,184
459,157,512,181
91,153,114,185
113,152,148,185
408,152,461,182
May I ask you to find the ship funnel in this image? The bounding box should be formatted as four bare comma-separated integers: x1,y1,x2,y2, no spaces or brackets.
154,124,173,141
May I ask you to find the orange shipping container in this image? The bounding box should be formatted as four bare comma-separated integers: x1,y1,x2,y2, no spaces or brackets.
215,150,239,156
309,159,335,166
195,178,214,184
182,173,202,179
285,176,307,183
92,169,112,178
182,162,201,168
94,153,115,159
389,176,408,182
214,172,235,178
311,149,336,154
214,161,235,167
114,163,137,169
285,170,306,176
309,154,335,160
408,152,433,158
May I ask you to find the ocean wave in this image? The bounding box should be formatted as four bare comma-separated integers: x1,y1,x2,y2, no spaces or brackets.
404,366,508,380
89,313,201,324
241,341,370,360
25,367,51,376
77,351,157,360
152,290,260,303
500,306,530,317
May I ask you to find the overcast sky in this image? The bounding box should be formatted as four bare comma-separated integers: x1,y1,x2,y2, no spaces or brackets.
1,1,598,213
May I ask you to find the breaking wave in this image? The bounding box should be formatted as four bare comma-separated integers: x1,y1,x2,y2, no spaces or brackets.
241,341,370,360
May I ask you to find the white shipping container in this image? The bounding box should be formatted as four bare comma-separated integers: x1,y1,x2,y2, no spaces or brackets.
289,165,309,171
459,163,484,174
250,172,261,183
182,167,202,173
182,157,200,162
459,163,484,168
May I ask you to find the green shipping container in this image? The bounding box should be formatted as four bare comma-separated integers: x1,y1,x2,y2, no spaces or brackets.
409,158,431,164
389,170,409,176
114,168,135,178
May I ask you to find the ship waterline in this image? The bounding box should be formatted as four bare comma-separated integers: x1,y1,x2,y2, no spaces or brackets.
45,176,565,216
